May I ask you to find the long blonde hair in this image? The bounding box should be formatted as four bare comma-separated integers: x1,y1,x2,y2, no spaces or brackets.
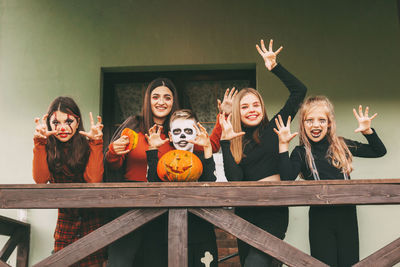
230,88,269,163
299,96,353,175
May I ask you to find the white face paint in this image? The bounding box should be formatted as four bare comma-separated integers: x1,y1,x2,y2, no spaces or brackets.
169,118,197,152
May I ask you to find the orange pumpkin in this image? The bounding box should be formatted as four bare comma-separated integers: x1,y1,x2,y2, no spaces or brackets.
121,128,139,150
157,150,203,182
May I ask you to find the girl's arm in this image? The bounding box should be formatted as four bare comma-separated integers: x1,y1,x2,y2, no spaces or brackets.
194,88,237,153
145,125,169,182
32,138,51,184
273,115,302,180
256,39,307,139
32,115,56,184
220,140,244,181
279,147,304,181
83,139,104,183
146,149,163,182
82,113,104,183
198,155,217,182
348,105,386,157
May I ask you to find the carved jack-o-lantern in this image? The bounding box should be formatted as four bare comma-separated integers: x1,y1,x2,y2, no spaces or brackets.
157,150,203,182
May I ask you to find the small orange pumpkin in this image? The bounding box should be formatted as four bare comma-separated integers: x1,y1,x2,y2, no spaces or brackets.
157,150,203,182
121,128,139,151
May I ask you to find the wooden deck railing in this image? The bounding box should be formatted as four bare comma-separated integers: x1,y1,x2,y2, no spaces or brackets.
0,215,30,267
1,179,400,267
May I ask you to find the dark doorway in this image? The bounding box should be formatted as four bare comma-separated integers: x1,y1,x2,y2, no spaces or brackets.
101,67,256,147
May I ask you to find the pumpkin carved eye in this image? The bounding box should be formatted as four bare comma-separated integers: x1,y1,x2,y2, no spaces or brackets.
157,150,203,182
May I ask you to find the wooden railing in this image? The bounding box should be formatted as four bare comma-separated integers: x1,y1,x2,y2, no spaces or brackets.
0,215,30,267
1,179,400,267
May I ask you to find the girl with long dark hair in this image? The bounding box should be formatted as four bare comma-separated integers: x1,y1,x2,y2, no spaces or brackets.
33,96,106,267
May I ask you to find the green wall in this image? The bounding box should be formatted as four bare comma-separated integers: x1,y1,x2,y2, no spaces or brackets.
0,0,399,265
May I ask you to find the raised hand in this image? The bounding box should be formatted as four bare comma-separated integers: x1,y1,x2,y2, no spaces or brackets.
145,125,169,149
219,113,245,141
273,115,298,151
353,105,376,134
256,39,283,71
188,122,211,148
79,112,103,140
34,114,57,139
217,87,237,115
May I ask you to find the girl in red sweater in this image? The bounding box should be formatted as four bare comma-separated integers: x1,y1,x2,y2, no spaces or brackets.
32,96,106,267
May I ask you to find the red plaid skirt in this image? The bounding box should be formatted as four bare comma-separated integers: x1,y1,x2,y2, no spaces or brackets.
54,209,107,266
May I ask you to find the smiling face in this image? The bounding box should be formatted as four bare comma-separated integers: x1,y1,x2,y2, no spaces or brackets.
150,86,174,124
50,110,79,142
169,118,197,152
303,105,330,142
239,92,263,127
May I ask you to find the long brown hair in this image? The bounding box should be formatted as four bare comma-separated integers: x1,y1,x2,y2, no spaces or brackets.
299,96,353,175
140,77,180,133
230,88,269,163
45,96,89,176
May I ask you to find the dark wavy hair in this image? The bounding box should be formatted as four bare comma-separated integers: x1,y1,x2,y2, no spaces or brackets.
45,96,89,176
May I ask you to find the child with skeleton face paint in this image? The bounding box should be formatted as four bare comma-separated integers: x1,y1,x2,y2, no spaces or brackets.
32,96,106,266
145,109,218,267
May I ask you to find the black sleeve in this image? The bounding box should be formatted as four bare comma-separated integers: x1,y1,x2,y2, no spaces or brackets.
146,149,163,182
346,129,387,158
198,155,217,182
278,146,304,181
260,64,307,140
220,140,244,181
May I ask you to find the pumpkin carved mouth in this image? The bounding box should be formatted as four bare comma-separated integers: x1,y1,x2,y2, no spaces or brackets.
157,150,203,182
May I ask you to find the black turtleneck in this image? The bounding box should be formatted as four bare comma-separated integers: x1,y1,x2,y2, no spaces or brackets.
221,63,307,181
278,129,387,181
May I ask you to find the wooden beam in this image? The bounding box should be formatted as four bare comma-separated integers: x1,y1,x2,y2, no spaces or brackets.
189,208,328,267
33,208,167,267
168,209,188,267
0,228,25,262
0,260,11,267
353,237,400,267
16,227,30,267
1,182,400,209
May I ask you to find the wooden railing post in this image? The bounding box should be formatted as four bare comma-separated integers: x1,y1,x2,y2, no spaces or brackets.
168,208,188,267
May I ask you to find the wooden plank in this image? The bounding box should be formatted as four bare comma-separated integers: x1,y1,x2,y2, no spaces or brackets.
1,183,400,209
353,237,400,267
0,228,25,262
0,260,11,267
16,227,30,267
168,209,188,267
1,179,400,189
33,208,167,267
0,215,29,236
189,208,328,267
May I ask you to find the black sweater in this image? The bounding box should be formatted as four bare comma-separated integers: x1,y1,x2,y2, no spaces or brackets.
146,149,217,243
278,130,387,181
221,64,307,181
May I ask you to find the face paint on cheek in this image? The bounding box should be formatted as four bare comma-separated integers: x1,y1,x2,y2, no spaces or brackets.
66,114,73,133
170,119,197,151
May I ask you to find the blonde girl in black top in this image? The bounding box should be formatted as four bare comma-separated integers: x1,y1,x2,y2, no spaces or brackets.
219,39,307,266
274,96,386,267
